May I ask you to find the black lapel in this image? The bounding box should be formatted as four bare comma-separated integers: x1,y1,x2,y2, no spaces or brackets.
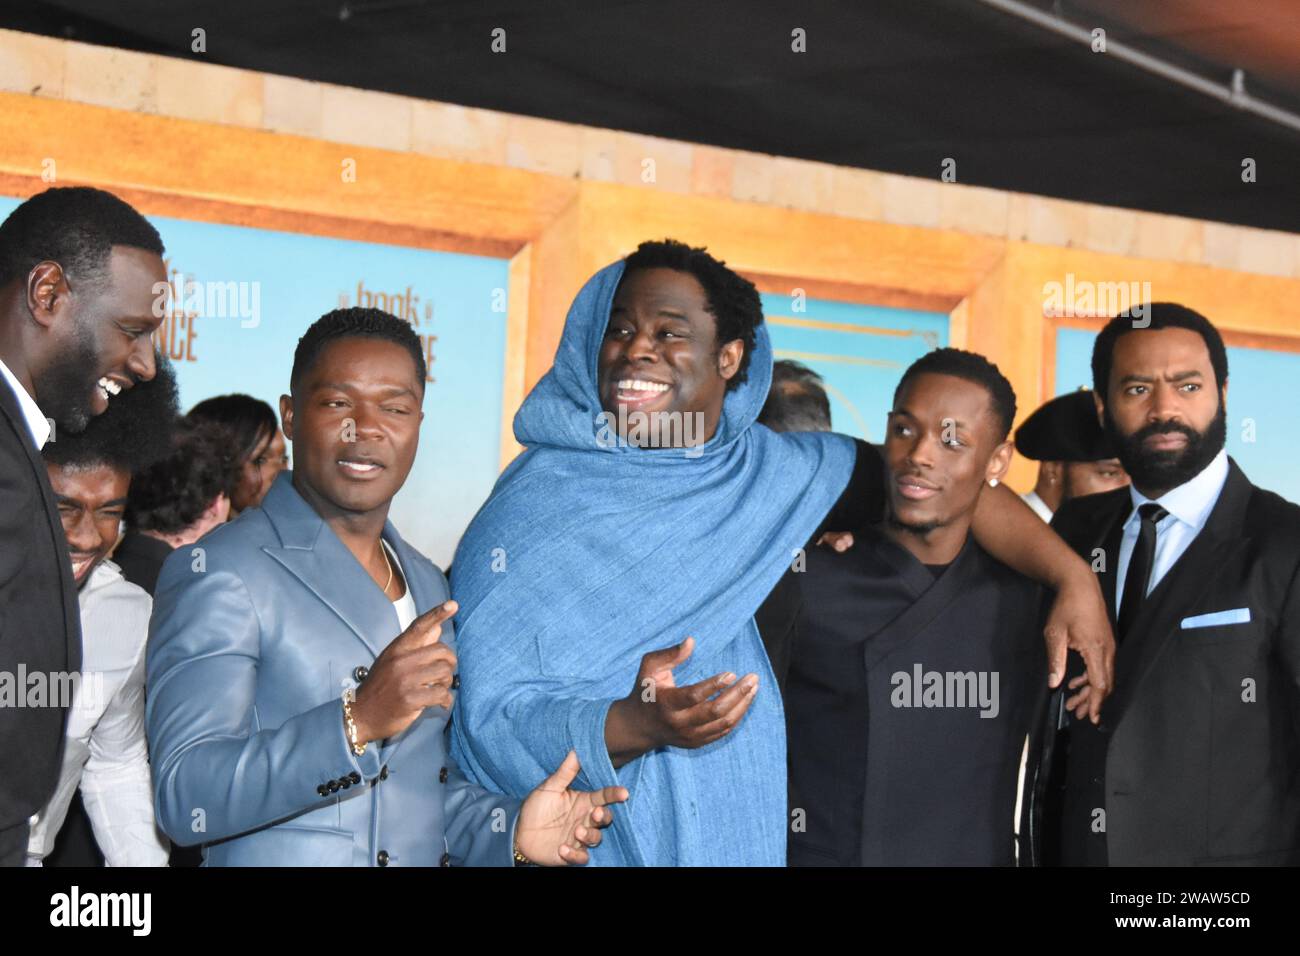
1049,491,1128,686
1106,459,1253,729
1097,508,1127,635
862,534,982,670
860,525,940,599
0,375,79,673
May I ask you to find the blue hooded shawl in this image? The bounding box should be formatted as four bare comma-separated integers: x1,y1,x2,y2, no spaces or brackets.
449,259,856,865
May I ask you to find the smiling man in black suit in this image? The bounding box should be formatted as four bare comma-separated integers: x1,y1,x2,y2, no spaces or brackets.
0,187,166,865
1024,302,1300,867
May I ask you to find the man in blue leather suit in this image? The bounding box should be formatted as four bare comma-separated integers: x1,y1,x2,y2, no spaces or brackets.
146,307,626,866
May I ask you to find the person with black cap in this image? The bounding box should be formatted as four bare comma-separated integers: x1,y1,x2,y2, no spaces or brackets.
1014,389,1128,522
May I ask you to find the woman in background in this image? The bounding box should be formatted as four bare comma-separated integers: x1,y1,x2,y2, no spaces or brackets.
189,394,289,516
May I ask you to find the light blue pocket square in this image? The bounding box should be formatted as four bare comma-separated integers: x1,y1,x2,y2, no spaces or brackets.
1181,608,1251,629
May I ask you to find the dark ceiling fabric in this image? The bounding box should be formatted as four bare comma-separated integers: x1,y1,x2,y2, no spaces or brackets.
8,0,1300,231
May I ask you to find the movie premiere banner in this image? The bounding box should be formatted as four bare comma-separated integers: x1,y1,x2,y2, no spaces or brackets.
0,197,510,566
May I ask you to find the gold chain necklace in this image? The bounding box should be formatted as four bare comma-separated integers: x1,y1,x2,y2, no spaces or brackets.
379,542,394,597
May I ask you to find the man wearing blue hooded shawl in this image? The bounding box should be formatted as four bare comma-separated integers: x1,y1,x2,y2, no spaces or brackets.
450,241,1116,866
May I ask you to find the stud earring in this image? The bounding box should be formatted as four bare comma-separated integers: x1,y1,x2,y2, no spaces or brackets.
988,477,1000,488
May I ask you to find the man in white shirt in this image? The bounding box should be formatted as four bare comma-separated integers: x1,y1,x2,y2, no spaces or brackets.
27,352,178,866
0,187,167,864
27,560,168,866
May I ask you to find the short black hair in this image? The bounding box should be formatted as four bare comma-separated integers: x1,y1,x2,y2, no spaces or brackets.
894,347,1017,441
621,239,762,391
188,393,278,465
1091,302,1228,397
126,417,239,534
759,359,832,432
290,307,426,394
0,186,164,290
42,351,178,473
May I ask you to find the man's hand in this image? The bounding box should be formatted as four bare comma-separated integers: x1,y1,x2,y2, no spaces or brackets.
350,600,459,745
1064,672,1094,721
1043,573,1115,724
816,531,854,552
604,636,758,768
516,751,629,865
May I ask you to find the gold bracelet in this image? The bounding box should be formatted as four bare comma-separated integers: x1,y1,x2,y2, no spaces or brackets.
342,688,366,757
512,841,532,866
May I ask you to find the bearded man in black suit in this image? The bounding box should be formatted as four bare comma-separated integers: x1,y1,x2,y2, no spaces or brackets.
1024,302,1300,867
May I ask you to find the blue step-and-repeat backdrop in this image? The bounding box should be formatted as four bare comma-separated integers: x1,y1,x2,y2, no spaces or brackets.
760,291,950,442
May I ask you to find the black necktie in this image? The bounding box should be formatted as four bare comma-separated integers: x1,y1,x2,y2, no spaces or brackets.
1117,503,1168,641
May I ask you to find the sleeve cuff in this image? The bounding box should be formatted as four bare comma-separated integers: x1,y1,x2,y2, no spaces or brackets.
338,699,384,782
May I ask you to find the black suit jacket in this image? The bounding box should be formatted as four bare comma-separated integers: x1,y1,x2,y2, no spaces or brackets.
788,532,1046,866
1023,458,1300,866
112,530,174,597
756,439,887,694
0,375,80,834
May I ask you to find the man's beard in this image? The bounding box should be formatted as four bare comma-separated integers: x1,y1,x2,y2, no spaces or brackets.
1104,399,1226,497
887,512,942,538
32,321,101,434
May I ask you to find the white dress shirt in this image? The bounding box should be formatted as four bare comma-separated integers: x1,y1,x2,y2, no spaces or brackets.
1021,490,1054,523
1114,449,1230,613
385,541,418,631
0,354,51,448
26,559,170,866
